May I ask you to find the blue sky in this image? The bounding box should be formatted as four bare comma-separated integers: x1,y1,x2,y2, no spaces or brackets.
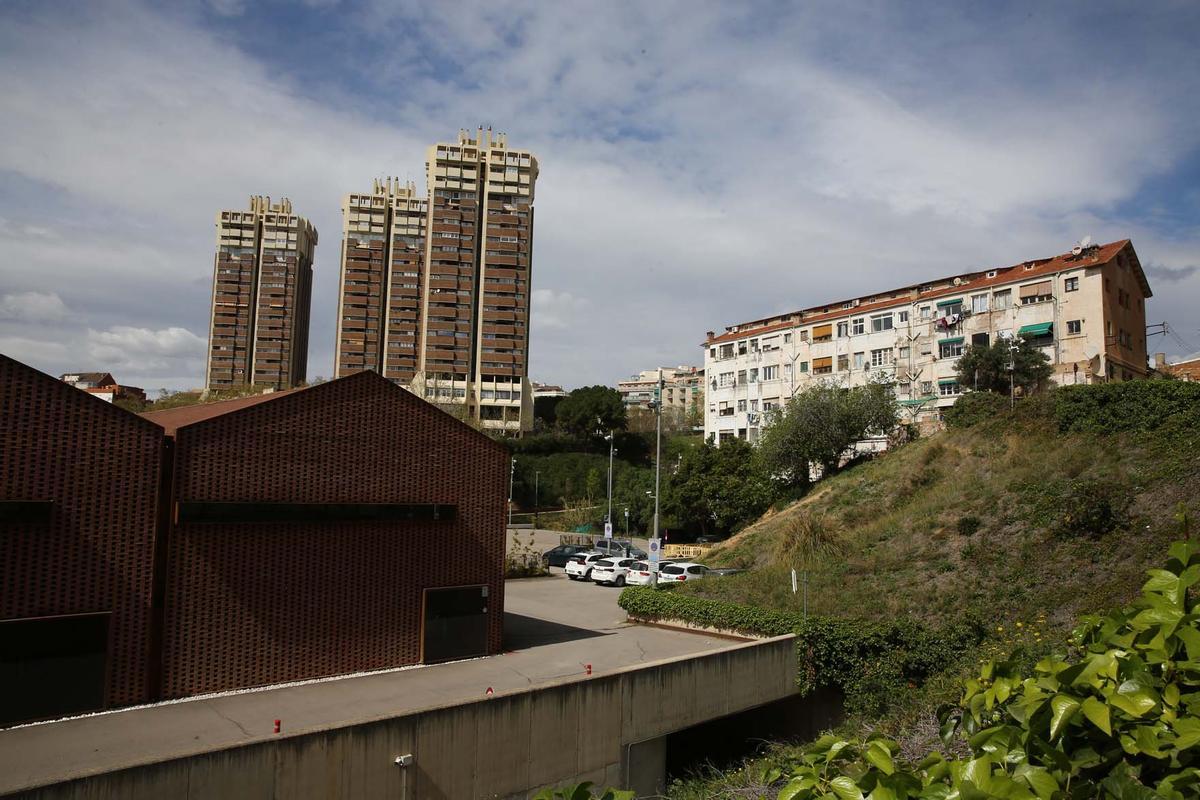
1,0,1198,392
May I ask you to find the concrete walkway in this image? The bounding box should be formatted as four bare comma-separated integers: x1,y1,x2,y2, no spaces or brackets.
0,575,733,795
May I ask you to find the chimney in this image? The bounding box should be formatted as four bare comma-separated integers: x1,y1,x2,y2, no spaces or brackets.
1155,353,1167,369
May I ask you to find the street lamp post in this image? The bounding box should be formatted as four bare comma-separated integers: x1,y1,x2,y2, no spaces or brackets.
534,470,540,531
653,369,663,542
508,456,515,531
606,430,615,529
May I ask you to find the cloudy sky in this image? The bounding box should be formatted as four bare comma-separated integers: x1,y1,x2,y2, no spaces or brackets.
1,0,1198,393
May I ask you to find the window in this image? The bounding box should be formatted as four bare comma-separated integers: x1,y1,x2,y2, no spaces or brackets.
736,399,747,413
718,372,734,388
971,332,990,347
836,321,849,338
798,361,809,373
920,381,933,395
783,332,792,343
709,347,716,359
939,340,964,358
920,306,932,320
738,341,747,355
750,338,759,352
939,381,961,397
870,348,893,367
1020,281,1053,304
748,367,759,383
871,314,894,332
898,310,909,323
762,365,779,380
993,289,1011,310
852,318,865,335
813,324,832,342
799,330,809,342
763,399,778,412
898,346,910,359
761,335,779,351
938,300,963,318
898,382,911,395
813,357,833,374
736,370,746,385
719,401,733,416
838,354,849,371
1065,277,1079,292
750,399,759,411
853,352,865,370
719,344,733,359
972,295,989,314
1066,319,1082,335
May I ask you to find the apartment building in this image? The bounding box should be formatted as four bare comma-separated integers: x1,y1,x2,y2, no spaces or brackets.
60,372,146,405
334,178,427,381
704,240,1151,443
206,196,317,391
618,366,704,415
333,128,538,433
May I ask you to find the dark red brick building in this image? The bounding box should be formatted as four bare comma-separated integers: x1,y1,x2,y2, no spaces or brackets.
1,358,508,723
0,355,165,724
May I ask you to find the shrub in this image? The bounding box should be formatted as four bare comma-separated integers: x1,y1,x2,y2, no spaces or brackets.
1054,477,1132,539
1055,380,1200,434
617,587,981,716
943,392,1008,428
955,515,981,537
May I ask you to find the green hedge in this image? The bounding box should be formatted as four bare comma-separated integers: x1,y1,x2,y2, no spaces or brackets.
617,586,982,717
1055,380,1200,433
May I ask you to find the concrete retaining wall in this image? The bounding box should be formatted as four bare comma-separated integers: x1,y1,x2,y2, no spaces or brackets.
10,635,800,800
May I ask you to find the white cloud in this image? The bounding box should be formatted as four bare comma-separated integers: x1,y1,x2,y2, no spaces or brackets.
0,291,68,322
1,0,1198,388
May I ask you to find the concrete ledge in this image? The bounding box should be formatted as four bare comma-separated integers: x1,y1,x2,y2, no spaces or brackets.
8,636,799,799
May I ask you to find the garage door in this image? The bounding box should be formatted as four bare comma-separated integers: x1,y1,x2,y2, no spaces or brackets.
422,586,488,664
0,613,109,725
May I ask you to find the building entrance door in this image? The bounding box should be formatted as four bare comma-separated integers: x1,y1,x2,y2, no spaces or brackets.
422,585,488,663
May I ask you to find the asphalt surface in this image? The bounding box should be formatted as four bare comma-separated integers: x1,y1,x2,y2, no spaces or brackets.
0,572,731,794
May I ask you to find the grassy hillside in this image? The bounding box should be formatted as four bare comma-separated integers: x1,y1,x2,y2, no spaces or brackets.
686,390,1199,634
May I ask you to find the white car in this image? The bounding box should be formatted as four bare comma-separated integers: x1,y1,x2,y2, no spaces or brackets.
625,559,685,586
564,551,607,581
590,557,638,587
657,562,709,583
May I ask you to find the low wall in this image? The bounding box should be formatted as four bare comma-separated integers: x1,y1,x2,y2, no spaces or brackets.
10,636,801,800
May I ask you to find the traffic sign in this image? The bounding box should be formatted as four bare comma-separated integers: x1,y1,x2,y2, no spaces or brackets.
648,538,661,572
604,522,613,538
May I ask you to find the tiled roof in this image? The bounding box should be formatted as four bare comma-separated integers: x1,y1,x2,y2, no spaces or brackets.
706,240,1143,345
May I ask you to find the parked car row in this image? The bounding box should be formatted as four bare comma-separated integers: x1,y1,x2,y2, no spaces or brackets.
557,549,712,587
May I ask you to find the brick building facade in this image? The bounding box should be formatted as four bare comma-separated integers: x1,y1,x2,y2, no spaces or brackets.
1,358,507,723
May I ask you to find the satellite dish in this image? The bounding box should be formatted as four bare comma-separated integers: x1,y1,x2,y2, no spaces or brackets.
1072,246,1083,256
1083,346,1099,360
1080,235,1092,248
953,277,963,286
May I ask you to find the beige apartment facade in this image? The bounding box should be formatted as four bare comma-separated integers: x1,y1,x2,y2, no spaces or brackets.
333,129,538,433
704,240,1151,444
618,366,704,416
206,196,317,391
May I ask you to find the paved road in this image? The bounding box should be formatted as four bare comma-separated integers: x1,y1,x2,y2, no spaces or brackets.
0,574,732,795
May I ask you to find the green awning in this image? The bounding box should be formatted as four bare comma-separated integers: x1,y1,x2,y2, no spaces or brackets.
899,398,931,407
1019,322,1053,337
938,378,958,386
936,298,963,307
939,336,964,345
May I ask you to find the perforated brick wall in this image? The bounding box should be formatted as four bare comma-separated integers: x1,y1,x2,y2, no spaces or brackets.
0,355,163,709
162,371,508,698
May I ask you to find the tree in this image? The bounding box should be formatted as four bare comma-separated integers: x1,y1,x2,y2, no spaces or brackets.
532,395,563,431
665,438,774,537
758,380,898,486
955,335,1052,395
554,385,626,437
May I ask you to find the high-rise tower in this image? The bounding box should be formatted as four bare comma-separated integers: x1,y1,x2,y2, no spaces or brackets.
206,196,317,391
333,128,538,432
334,179,427,381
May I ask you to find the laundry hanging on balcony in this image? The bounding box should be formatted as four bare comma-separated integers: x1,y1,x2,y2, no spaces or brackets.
936,313,961,330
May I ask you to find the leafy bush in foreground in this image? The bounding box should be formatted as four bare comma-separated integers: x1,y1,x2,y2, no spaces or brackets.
771,540,1200,800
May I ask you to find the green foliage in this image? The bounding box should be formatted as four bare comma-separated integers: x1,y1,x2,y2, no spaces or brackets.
1056,380,1200,434
765,541,1200,800
955,335,1053,396
1054,478,1132,539
944,391,1009,428
533,782,634,800
617,586,981,717
533,395,564,431
774,510,845,569
665,437,775,537
759,380,898,484
555,385,627,437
